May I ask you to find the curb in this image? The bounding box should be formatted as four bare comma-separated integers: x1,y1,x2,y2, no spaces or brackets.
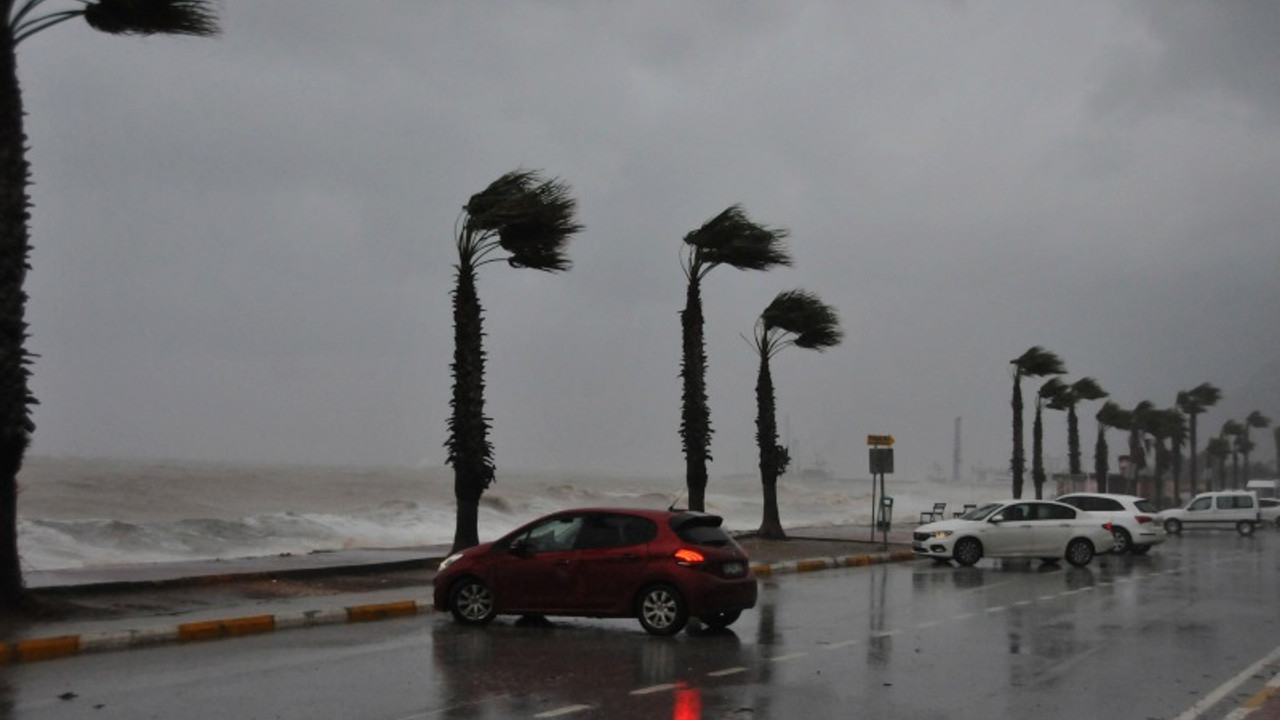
1,549,916,665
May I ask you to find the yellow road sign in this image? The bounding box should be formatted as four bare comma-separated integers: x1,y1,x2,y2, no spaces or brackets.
866,434,895,446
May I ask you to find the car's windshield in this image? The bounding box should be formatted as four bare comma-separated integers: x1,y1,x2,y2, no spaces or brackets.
962,503,1002,521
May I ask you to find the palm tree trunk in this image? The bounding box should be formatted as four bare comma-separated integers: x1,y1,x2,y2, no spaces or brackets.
1067,407,1081,476
1010,372,1025,499
1187,416,1200,495
0,23,34,610
1032,403,1046,499
447,262,494,553
755,354,785,539
680,277,710,511
1094,426,1109,493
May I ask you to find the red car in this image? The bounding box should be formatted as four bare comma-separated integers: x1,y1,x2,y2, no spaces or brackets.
432,508,758,635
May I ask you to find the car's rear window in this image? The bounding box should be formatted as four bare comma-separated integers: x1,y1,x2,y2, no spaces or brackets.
1134,500,1158,513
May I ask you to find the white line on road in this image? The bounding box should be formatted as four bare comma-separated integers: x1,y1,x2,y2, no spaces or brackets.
631,684,679,695
1170,643,1280,720
708,667,748,677
534,705,594,718
820,640,859,650
770,652,808,662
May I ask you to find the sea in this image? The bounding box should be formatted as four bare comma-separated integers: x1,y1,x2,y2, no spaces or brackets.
15,457,983,572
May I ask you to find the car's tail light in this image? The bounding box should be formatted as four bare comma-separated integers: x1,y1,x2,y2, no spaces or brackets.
1102,523,1113,531
1135,515,1155,524
674,548,706,565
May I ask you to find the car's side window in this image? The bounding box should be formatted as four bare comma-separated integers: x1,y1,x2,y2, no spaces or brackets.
574,514,656,550
1001,504,1030,521
1100,499,1123,511
1188,497,1212,511
1035,503,1075,520
523,516,584,553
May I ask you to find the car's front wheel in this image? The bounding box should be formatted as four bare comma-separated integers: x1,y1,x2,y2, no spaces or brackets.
699,609,742,631
1065,538,1095,567
1164,518,1183,535
953,538,983,566
1236,521,1256,536
637,584,688,636
1111,528,1132,554
449,578,497,626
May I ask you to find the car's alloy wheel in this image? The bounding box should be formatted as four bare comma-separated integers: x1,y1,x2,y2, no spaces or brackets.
1065,538,1094,567
637,584,688,636
1111,528,1132,554
699,609,742,631
450,578,497,625
1236,521,1256,536
953,538,983,566
1164,518,1182,535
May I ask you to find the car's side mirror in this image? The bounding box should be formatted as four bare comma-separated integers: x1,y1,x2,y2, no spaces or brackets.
509,538,530,556
990,514,1005,523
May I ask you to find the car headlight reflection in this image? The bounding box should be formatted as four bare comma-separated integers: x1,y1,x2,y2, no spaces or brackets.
930,530,954,539
438,552,464,571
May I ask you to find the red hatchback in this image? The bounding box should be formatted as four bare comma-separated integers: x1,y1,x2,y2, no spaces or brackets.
432,508,758,635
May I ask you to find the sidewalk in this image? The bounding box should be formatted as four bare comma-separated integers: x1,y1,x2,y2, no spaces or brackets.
1,523,916,662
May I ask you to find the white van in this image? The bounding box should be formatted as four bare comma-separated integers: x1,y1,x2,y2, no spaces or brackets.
1245,479,1278,500
1162,491,1261,536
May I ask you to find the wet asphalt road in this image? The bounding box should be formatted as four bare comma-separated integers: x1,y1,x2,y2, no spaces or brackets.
4,530,1279,720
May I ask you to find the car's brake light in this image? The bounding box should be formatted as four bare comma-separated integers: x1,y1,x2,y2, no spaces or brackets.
1102,523,1113,531
674,548,705,565
1135,515,1154,524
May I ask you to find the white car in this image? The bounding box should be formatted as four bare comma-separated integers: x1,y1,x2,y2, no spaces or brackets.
913,500,1116,567
1258,498,1280,528
1055,493,1165,555
1162,491,1262,536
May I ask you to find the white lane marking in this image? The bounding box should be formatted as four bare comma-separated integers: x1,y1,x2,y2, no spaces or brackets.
916,621,941,629
708,667,748,677
1038,595,1057,601
630,684,678,695
534,705,594,718
1170,643,1280,720
1013,600,1033,607
986,606,1007,613
871,630,901,639
770,652,808,662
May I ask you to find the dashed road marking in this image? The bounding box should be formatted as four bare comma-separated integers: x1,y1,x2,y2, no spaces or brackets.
820,640,859,650
534,705,593,718
769,652,808,663
708,667,748,677
631,684,679,695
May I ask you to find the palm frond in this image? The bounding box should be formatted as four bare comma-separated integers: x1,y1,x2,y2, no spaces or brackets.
760,289,843,352
1070,376,1106,402
1096,400,1129,429
1011,346,1066,377
82,0,219,36
462,170,583,273
683,205,791,273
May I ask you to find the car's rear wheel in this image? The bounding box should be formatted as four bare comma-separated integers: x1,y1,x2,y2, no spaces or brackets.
1065,538,1095,567
953,538,983,566
449,578,497,625
1164,518,1182,535
637,584,688,636
699,609,742,631
1111,528,1132,554
1130,544,1152,555
1236,521,1256,536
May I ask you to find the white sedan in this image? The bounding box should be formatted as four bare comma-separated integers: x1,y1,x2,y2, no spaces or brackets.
913,500,1116,567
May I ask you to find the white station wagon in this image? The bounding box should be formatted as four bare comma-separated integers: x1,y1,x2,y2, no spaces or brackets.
1161,491,1262,536
913,500,1116,567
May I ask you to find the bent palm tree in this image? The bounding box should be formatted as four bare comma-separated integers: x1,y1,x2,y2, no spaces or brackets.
1220,420,1244,489
1176,382,1220,495
1009,347,1065,498
748,290,841,539
1,0,218,610
1205,436,1230,491
1094,401,1130,493
1242,411,1271,483
447,170,582,552
680,206,790,511
1145,408,1185,507
1034,377,1067,498
1126,401,1155,493
1050,377,1107,478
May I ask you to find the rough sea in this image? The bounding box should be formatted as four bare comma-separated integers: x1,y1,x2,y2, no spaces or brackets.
16,457,987,571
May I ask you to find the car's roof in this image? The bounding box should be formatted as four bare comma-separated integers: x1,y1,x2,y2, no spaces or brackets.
1058,492,1147,501
536,507,716,520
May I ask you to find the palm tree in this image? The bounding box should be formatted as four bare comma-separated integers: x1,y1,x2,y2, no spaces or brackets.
748,290,841,539
1242,411,1271,482
1094,401,1130,493
1126,401,1155,493
1033,377,1067,499
1009,347,1065,498
1205,436,1231,491
1220,420,1244,489
680,206,790,512
1048,377,1108,478
1,0,218,611
447,170,582,552
1176,382,1221,496
1145,408,1185,507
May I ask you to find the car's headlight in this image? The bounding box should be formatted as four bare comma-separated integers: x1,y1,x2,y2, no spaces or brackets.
437,552,464,571
930,530,954,539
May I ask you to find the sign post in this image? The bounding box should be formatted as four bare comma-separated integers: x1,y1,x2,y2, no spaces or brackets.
867,434,895,547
